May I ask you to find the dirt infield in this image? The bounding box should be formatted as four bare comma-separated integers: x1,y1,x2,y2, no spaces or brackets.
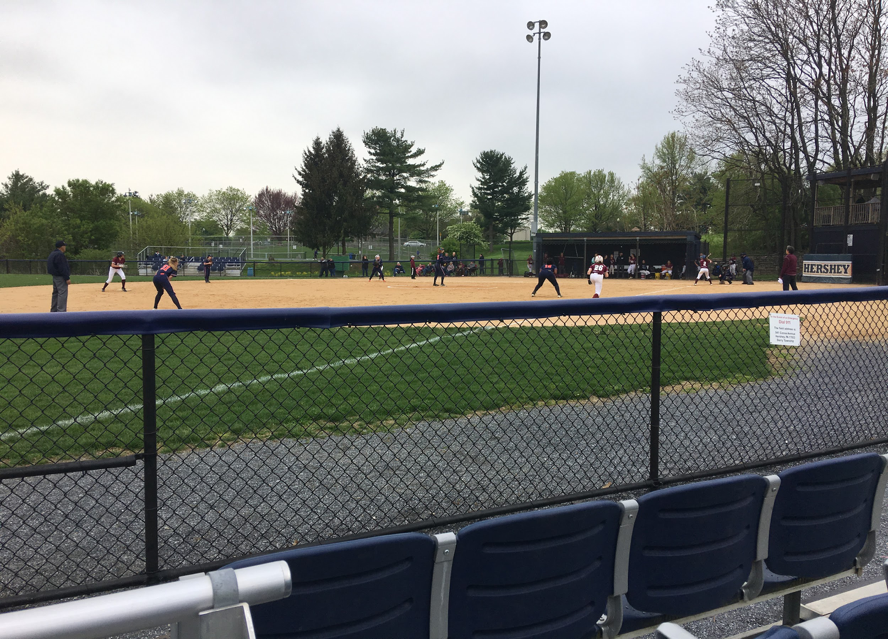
0,275,868,314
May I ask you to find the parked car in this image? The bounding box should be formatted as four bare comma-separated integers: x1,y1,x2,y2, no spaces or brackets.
403,240,427,247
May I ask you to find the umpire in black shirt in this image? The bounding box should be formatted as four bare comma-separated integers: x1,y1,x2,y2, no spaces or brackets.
47,240,71,312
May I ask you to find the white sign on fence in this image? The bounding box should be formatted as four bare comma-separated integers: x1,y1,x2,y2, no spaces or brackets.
769,313,801,346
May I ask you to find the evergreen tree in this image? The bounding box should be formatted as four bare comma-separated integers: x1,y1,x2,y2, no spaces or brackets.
362,127,443,259
471,150,531,265
294,129,367,257
0,170,49,221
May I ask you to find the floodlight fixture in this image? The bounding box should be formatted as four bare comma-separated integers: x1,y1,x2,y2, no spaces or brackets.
526,34,533,42
527,21,534,30
524,19,552,270
543,32,551,40
539,19,548,29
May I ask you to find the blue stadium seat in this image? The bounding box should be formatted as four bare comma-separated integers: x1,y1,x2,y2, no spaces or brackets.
621,474,780,633
439,500,635,639
763,453,888,593
828,593,888,639
225,533,436,639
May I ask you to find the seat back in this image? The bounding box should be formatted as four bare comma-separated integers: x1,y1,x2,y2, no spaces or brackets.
225,533,435,639
828,593,888,639
626,474,770,617
446,500,624,639
767,453,888,579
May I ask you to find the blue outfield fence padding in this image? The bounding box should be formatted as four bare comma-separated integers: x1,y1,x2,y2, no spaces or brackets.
0,287,886,608
0,287,886,338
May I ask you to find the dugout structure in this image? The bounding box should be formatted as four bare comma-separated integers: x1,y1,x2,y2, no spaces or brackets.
534,231,704,277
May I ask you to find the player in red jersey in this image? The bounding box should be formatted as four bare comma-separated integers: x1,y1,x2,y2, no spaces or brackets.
587,254,609,298
102,252,127,292
694,253,712,285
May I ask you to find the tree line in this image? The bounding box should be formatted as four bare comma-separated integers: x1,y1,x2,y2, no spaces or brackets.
3,0,885,261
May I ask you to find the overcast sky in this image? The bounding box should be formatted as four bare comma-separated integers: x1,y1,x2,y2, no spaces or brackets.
2,0,717,204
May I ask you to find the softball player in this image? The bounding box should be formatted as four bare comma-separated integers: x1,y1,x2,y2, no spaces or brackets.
369,255,385,281
588,254,608,298
153,257,183,309
203,254,213,283
102,252,127,292
694,253,712,285
433,248,447,286
531,256,561,298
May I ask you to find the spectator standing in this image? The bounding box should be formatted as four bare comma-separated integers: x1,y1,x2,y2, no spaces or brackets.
410,255,416,279
479,253,485,275
327,257,336,278
526,254,534,273
361,255,369,277
47,240,71,312
558,253,566,276
741,253,755,285
498,257,504,275
203,253,213,283
319,257,328,277
780,246,798,291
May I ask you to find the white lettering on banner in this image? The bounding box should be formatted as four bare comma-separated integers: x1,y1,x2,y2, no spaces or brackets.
769,313,801,346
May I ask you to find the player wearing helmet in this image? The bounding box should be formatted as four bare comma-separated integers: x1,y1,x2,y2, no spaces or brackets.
102,251,127,292
369,255,385,281
587,254,608,298
694,253,712,285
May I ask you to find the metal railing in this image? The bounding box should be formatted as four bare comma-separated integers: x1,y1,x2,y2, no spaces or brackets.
0,288,886,607
814,203,881,226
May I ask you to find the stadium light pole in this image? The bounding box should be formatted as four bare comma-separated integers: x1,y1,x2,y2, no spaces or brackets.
285,209,293,259
526,19,551,273
246,204,255,259
125,189,139,246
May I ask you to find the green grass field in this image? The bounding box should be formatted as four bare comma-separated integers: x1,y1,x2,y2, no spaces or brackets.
0,318,772,467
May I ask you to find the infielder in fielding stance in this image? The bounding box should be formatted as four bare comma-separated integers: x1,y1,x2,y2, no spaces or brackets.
153,257,182,309
694,253,713,285
102,251,127,292
588,254,608,298
369,255,385,281
531,256,561,298
203,253,213,283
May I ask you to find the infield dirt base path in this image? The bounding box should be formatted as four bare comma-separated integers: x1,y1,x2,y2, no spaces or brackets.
0,275,871,314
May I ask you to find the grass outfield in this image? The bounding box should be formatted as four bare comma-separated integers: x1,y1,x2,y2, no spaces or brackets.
0,318,772,466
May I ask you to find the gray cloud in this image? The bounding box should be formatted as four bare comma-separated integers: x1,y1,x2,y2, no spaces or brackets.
1,0,716,202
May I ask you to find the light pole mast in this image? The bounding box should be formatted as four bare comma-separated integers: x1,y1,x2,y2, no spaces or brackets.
526,20,551,272
125,189,139,247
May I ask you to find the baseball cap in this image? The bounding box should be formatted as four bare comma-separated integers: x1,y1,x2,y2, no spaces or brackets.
55,240,66,248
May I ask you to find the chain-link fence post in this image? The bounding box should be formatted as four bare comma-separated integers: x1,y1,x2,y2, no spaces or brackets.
141,334,159,582
650,312,662,485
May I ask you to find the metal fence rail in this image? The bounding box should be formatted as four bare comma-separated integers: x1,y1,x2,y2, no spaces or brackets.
0,289,886,607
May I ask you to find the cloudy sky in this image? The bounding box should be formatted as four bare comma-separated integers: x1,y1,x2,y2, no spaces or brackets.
2,0,717,204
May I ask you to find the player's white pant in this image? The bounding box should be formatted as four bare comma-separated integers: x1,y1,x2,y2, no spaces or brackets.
627,264,636,276
590,273,604,296
696,267,710,281
106,267,126,283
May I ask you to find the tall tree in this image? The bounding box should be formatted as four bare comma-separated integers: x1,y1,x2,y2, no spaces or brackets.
638,132,701,231
471,150,531,264
151,189,200,236
408,180,463,244
581,169,629,232
54,179,123,254
0,170,49,219
676,0,888,249
362,127,443,259
539,171,585,233
254,187,298,237
201,187,251,237
293,129,367,256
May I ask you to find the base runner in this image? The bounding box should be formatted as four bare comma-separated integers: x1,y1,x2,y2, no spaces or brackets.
588,254,608,298
102,252,127,292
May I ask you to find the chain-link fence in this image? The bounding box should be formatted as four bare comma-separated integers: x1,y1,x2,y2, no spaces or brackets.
1,289,886,607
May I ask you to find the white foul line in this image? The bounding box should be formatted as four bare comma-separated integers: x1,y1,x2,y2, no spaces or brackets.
2,327,487,442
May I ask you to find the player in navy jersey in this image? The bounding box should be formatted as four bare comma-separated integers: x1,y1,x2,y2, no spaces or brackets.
153,257,183,309
694,253,713,285
531,256,562,298
433,248,447,286
587,254,609,298
369,255,385,281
